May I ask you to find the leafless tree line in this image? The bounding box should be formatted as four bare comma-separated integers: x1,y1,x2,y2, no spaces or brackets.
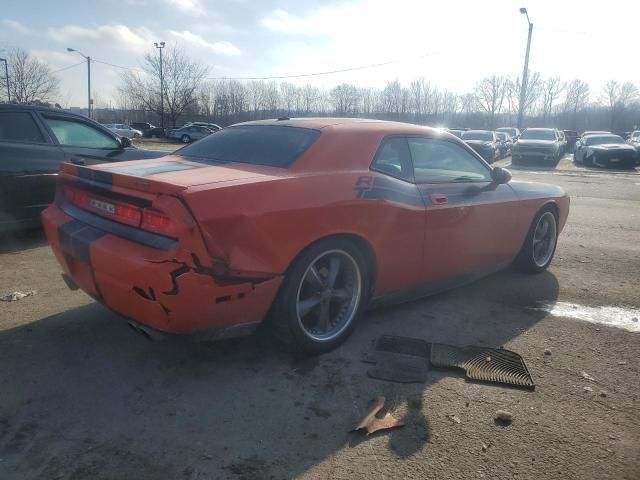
1,46,638,132
0,48,59,104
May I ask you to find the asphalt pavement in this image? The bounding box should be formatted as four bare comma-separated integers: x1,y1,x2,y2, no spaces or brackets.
0,155,638,480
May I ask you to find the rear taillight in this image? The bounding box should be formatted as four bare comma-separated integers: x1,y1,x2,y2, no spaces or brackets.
61,185,176,238
141,208,176,237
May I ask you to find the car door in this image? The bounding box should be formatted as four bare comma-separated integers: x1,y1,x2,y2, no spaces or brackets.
408,136,523,286
37,113,140,164
0,109,65,230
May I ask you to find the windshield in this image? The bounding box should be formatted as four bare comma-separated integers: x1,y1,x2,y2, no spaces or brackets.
176,125,320,167
463,131,493,141
520,129,556,140
585,135,624,145
497,128,517,136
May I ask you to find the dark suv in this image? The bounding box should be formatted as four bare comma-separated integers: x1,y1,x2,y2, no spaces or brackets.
0,104,167,232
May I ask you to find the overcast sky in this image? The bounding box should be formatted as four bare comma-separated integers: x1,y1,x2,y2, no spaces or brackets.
1,0,638,108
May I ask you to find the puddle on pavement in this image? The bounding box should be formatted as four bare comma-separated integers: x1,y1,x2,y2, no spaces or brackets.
530,302,640,333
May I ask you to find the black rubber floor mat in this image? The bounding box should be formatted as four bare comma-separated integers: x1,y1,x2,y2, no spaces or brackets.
430,343,535,390
374,335,430,358
367,352,428,383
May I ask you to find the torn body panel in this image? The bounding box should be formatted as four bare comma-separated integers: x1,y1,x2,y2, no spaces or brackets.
42,200,282,335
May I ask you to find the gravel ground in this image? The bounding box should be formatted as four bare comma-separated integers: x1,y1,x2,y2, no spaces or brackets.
0,155,638,480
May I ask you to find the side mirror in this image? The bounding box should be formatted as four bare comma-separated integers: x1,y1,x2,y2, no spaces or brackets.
491,166,512,184
120,136,132,148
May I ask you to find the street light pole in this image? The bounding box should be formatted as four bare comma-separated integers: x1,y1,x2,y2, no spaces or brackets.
67,48,92,118
0,58,10,102
517,7,533,130
154,42,166,129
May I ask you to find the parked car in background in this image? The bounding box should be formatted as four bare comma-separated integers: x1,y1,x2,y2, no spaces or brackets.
574,134,639,169
0,104,168,232
626,130,640,147
185,122,222,132
166,125,216,143
512,128,562,165
143,126,166,139
496,127,521,140
131,122,154,133
461,130,500,162
563,130,579,153
446,129,465,139
41,118,569,353
581,130,610,138
105,124,143,139
557,130,567,156
495,132,514,158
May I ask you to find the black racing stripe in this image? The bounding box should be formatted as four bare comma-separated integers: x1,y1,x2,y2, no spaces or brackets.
362,187,424,207
94,170,114,185
58,219,106,264
76,166,113,191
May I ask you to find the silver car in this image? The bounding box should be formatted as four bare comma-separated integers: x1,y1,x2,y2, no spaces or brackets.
166,125,215,143
104,124,143,139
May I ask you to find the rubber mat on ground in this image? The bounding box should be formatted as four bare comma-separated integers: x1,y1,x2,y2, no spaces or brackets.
430,343,535,390
365,335,430,383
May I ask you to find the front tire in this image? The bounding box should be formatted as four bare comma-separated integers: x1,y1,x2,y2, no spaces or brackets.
514,207,558,273
270,238,370,354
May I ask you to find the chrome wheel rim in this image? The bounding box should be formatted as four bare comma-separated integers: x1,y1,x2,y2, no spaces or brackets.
296,249,362,342
532,212,557,267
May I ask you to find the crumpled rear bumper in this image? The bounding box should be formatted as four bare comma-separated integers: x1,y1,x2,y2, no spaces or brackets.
42,204,283,337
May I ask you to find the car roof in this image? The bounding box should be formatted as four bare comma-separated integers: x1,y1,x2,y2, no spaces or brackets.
524,128,555,131
232,117,444,136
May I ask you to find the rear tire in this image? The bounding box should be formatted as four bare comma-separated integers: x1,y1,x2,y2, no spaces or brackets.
514,207,558,273
270,238,370,354
181,135,191,143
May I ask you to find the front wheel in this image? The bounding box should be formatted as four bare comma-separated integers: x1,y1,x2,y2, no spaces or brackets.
181,135,191,143
270,238,369,354
514,207,558,273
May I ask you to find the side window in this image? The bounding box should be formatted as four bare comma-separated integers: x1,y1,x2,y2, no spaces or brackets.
371,137,413,182
0,112,45,143
43,117,120,149
408,138,492,184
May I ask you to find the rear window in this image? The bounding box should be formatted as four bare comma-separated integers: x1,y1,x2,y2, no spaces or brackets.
520,129,556,140
176,125,320,168
0,111,45,143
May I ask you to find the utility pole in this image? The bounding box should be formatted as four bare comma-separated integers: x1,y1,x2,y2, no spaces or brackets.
154,42,166,129
67,48,92,118
0,58,9,102
517,7,533,130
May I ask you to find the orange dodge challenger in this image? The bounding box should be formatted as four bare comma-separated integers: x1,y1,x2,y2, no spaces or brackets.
42,118,569,352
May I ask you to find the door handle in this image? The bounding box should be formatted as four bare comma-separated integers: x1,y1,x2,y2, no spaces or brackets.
430,193,448,205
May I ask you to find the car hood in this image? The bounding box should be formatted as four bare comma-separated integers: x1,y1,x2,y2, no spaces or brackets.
509,180,566,200
588,143,636,152
516,140,556,147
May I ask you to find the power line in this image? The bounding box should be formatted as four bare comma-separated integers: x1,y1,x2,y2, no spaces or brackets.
92,59,145,72
89,52,435,81
206,53,434,81
50,61,85,74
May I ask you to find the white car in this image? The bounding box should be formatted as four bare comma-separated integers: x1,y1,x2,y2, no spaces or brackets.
104,124,143,139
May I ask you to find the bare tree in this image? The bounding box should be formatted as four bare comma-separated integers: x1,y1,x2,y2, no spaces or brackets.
541,77,564,119
475,76,507,128
330,84,359,114
601,80,639,129
0,48,59,103
119,46,207,127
